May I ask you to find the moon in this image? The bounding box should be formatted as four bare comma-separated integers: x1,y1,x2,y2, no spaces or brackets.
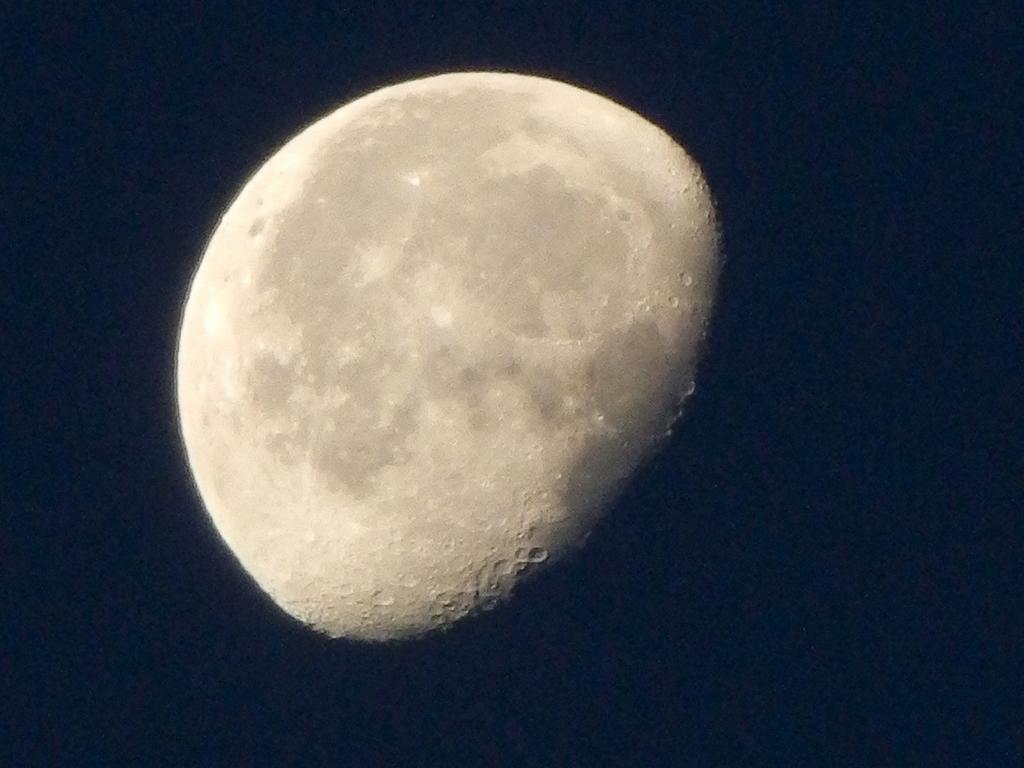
176,71,721,641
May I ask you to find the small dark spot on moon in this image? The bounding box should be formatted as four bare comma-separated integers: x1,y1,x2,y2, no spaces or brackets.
249,218,266,237
468,407,496,432
460,366,483,386
586,320,672,431
616,208,631,221
562,433,632,519
247,355,293,412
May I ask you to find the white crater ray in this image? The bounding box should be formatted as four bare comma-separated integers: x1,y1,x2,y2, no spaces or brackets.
176,71,722,641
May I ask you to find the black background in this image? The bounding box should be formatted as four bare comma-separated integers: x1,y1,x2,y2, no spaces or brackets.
6,4,1020,766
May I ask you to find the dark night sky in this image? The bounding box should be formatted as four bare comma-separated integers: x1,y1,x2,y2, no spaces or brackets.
6,4,1020,766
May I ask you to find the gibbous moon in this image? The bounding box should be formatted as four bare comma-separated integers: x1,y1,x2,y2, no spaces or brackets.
176,71,721,641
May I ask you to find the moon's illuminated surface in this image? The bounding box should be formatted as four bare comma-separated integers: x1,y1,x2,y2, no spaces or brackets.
176,71,721,641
